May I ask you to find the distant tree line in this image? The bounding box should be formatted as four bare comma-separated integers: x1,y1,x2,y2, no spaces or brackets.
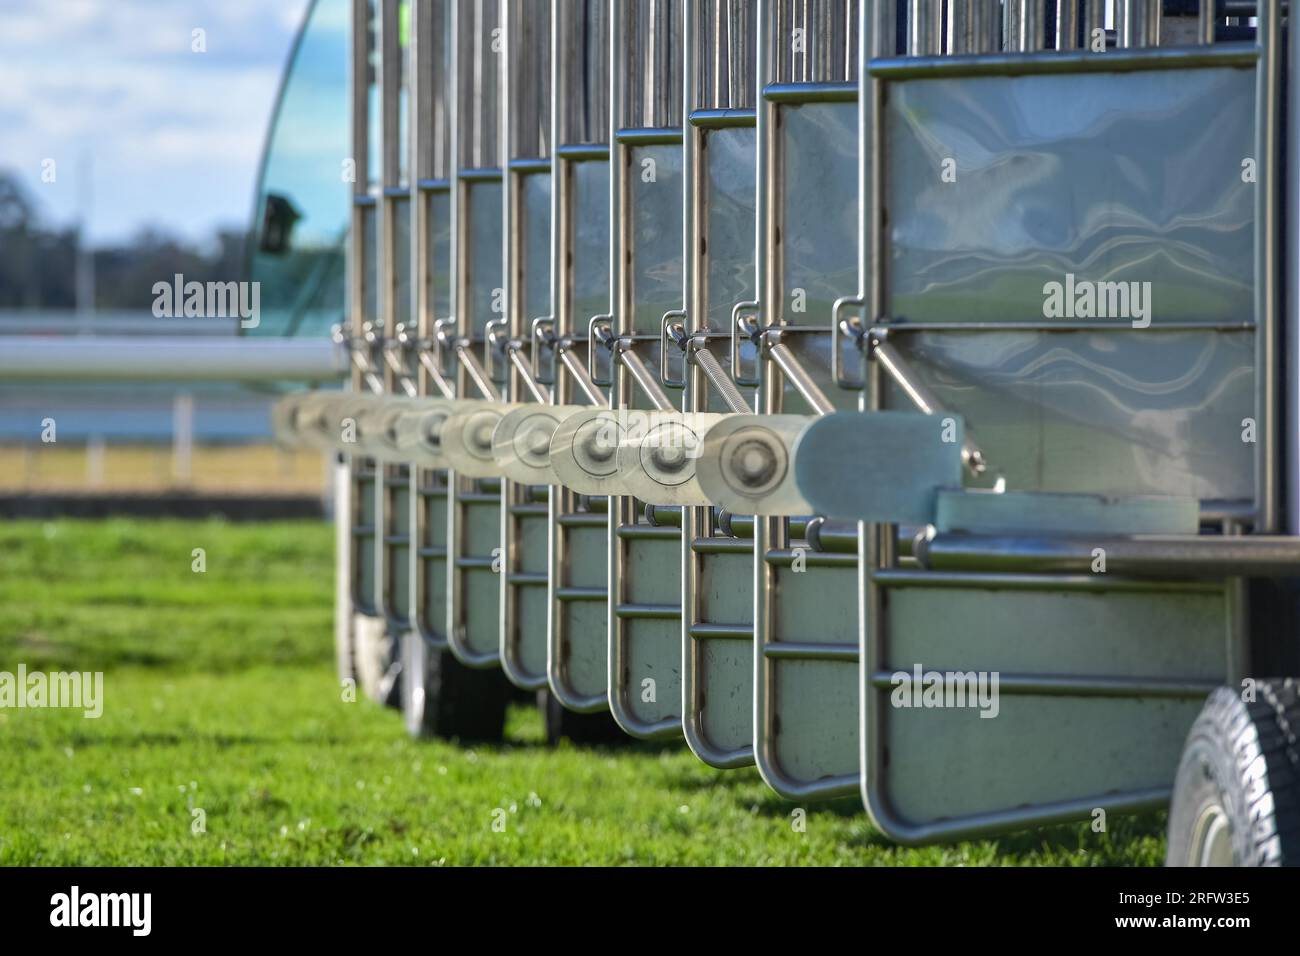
0,169,246,311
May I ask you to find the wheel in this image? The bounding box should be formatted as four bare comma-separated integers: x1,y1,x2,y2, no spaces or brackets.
1166,679,1300,866
539,690,628,746
400,631,511,742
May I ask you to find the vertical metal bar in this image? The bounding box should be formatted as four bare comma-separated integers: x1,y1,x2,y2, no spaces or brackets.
1288,0,1300,536
1022,0,1045,50
1056,0,1079,48
1084,0,1107,51
1198,0,1216,45
949,0,974,53
1256,0,1281,532
876,0,898,55
969,0,996,52
1004,0,1024,50
375,0,402,631
547,0,613,714
909,0,942,55
859,0,892,836
1121,0,1159,47
349,0,369,379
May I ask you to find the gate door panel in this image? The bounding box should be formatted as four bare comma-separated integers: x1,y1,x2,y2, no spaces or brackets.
606,0,687,739
680,0,760,768
445,0,506,666
750,0,862,799
547,0,616,712
499,0,556,689
850,1,1274,843
409,0,456,659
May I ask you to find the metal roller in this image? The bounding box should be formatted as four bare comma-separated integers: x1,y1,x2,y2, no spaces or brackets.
433,400,523,478
491,403,589,484
614,411,725,506
695,413,814,515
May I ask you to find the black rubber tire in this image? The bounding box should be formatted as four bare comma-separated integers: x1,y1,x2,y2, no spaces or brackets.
400,632,511,742
1166,679,1300,866
538,690,629,746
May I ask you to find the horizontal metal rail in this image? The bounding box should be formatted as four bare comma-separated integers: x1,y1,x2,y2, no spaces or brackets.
0,337,348,382
915,533,1300,578
869,43,1259,80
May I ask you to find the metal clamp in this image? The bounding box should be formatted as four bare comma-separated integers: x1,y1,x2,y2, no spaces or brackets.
586,313,615,387
831,294,867,390
430,316,457,380
530,315,557,385
382,324,419,397
660,309,689,388
483,316,509,384
730,300,762,387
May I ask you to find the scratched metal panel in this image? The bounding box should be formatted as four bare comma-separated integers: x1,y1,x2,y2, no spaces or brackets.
888,587,1227,680
698,549,752,623
774,660,859,785
882,695,1210,824
875,581,1227,827
623,619,683,726
698,639,753,754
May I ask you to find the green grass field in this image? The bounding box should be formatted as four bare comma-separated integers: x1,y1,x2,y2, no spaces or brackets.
0,519,1166,865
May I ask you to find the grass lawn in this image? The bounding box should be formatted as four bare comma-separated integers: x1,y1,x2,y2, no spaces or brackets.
0,518,1166,865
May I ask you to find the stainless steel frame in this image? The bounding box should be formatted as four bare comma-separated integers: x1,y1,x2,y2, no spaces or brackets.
606,0,688,740
498,0,555,690
545,0,616,713
750,0,862,800
345,0,390,700
445,0,506,668
377,0,415,648
678,0,760,769
848,0,1280,843
405,0,458,729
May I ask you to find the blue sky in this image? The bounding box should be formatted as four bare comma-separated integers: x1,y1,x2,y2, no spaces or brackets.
0,0,315,246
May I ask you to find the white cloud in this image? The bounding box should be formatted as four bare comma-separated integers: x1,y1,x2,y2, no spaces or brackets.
0,0,314,243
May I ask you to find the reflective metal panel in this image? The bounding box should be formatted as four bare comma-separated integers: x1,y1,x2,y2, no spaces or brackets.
884,330,1255,502
886,69,1255,326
